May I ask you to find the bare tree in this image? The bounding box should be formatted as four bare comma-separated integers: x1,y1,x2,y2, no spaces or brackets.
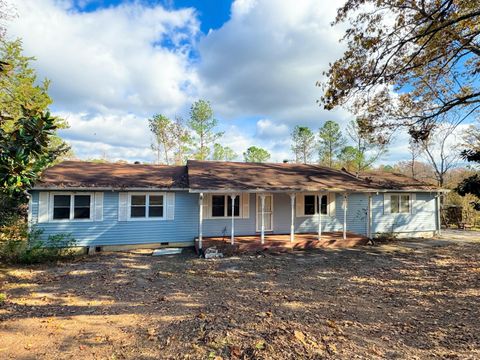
416,121,461,187
408,139,423,179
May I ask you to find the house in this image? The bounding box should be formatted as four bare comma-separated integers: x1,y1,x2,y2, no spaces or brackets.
28,160,443,252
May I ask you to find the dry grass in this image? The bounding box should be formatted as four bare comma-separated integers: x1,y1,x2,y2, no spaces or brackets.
0,239,479,359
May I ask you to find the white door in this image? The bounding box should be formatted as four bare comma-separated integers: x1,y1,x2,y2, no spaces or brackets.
256,194,273,232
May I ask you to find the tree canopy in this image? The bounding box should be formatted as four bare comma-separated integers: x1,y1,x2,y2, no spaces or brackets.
0,39,69,196
320,0,480,138
212,143,237,161
291,126,315,164
243,146,271,163
187,100,223,160
318,120,345,167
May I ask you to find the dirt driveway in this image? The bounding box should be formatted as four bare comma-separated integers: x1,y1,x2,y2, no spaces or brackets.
1,234,479,359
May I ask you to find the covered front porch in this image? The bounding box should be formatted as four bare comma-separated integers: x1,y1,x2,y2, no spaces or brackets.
195,189,374,254
194,231,369,254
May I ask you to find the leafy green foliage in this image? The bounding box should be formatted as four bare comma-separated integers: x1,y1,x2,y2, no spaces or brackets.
212,143,237,161
291,126,315,164
243,146,271,163
0,110,68,194
317,121,345,167
0,217,77,264
148,114,191,164
187,100,224,160
456,121,480,209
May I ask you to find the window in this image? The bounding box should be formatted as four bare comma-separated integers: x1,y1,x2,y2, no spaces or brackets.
211,195,241,217
129,194,164,219
304,195,316,215
74,195,91,219
212,195,226,217
304,194,328,215
52,194,92,220
53,195,71,220
390,194,410,214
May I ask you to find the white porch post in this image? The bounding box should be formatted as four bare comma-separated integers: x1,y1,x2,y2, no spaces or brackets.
289,193,295,242
367,194,372,239
318,193,322,241
230,194,236,245
260,194,266,245
436,192,442,236
343,193,348,240
198,193,203,250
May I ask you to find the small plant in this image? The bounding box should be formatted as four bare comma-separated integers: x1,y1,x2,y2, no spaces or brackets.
0,217,77,264
0,293,6,304
374,232,397,243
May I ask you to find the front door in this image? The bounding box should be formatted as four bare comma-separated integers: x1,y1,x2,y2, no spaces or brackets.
256,194,273,232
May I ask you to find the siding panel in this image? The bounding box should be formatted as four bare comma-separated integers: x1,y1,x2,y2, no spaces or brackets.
31,191,199,246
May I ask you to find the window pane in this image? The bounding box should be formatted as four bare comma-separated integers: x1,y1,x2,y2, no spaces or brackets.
131,207,146,217
400,195,410,213
53,207,70,219
304,195,315,215
149,195,163,206
391,195,399,213
74,195,90,207
74,208,90,219
212,195,225,217
149,206,163,217
320,195,328,215
131,195,146,206
227,196,240,216
54,195,70,207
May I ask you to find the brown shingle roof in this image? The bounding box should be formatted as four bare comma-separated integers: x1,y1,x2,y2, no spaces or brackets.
33,161,189,189
358,171,438,191
187,160,383,192
34,160,440,192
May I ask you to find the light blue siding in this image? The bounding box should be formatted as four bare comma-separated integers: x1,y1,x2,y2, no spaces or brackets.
203,193,368,236
30,190,438,247
31,191,199,247
372,192,437,234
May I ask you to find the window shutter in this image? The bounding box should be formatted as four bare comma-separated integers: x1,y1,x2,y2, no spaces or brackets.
296,193,304,217
201,194,210,219
241,193,250,218
94,192,104,221
384,194,391,214
166,193,175,220
38,192,49,223
328,192,336,217
118,192,128,221
411,193,417,214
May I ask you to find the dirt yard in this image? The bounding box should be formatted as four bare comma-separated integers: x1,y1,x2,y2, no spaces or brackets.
1,233,479,359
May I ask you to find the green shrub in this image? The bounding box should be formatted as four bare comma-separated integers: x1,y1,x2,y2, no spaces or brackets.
0,217,77,264
0,293,6,304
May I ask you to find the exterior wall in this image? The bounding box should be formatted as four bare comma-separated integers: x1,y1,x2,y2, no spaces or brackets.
202,193,368,237
372,192,438,237
30,190,199,247
30,190,439,247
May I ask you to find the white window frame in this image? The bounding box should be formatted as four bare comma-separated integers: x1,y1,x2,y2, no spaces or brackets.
210,194,242,218
389,193,412,214
127,192,166,221
303,193,328,216
49,192,94,222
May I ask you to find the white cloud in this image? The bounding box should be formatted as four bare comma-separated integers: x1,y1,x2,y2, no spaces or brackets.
9,0,199,116
7,0,422,164
198,0,346,125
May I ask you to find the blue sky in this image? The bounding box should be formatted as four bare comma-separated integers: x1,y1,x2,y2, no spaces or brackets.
7,0,467,164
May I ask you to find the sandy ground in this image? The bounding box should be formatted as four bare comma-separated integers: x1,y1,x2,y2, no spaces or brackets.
0,231,479,359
